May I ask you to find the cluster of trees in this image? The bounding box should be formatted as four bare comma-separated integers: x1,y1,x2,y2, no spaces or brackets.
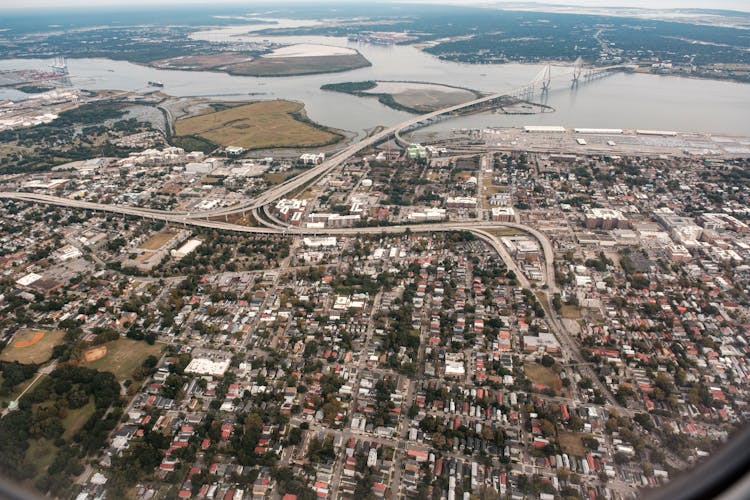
0,364,122,496
380,162,430,206
273,467,316,500
0,361,38,396
419,412,505,455
107,429,171,496
380,288,421,355
521,289,546,318
332,272,386,295
585,252,614,273
307,435,336,463
160,232,290,276
0,101,160,174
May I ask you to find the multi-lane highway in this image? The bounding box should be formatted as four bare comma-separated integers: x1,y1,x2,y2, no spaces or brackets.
185,82,543,219
0,192,552,256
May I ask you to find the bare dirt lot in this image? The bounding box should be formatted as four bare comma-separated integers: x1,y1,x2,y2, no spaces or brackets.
138,229,178,251
525,362,563,394
82,345,107,363
558,431,587,457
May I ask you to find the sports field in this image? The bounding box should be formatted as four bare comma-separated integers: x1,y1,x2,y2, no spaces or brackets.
0,329,64,364
174,100,343,151
82,338,163,382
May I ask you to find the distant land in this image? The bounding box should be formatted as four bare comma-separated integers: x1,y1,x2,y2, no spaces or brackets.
0,3,748,82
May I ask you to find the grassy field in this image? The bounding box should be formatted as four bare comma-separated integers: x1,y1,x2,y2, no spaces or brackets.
558,431,586,457
560,305,582,319
25,438,57,481
525,363,563,394
0,329,64,364
175,100,343,151
138,229,178,251
228,53,370,77
82,338,163,382
61,400,96,439
264,167,308,186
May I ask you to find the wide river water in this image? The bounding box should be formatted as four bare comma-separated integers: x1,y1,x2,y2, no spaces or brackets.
1,23,749,138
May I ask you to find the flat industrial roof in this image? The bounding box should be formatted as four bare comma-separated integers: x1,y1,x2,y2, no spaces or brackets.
574,128,623,134
523,125,566,132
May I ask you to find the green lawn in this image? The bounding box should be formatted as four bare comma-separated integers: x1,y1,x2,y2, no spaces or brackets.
83,339,163,382
25,438,57,482
62,400,96,439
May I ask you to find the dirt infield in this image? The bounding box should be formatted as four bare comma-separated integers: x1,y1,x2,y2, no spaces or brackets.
14,331,45,348
82,346,107,363
0,329,64,364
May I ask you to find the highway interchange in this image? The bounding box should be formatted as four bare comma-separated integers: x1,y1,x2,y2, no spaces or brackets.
0,71,685,489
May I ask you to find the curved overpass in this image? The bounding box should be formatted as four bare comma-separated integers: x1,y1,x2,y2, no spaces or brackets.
186,89,520,220
0,192,555,281
185,64,631,220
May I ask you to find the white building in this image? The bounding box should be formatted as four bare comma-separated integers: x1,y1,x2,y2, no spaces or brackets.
303,237,337,248
171,239,202,260
300,153,325,165
56,244,83,261
184,358,230,377
185,162,213,175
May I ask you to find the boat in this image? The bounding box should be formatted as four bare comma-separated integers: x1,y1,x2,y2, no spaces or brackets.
148,81,164,88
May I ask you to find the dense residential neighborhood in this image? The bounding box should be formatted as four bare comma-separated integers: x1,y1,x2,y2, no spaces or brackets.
0,122,748,500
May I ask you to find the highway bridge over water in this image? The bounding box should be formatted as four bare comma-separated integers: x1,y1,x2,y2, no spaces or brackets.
183,62,631,220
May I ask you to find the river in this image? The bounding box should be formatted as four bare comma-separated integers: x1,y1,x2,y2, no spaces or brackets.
1,22,749,138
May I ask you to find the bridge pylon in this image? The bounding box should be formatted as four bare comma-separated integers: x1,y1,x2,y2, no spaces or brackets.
541,64,551,93
572,56,583,88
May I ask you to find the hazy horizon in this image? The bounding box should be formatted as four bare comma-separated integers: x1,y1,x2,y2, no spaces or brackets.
1,0,749,13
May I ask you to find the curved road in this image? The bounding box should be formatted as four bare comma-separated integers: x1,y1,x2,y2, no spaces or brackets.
185,85,534,219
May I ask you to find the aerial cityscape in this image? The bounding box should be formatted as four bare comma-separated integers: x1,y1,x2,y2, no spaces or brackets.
0,1,749,499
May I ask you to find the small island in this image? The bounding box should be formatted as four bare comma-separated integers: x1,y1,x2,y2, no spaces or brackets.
152,44,371,78
321,80,483,114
